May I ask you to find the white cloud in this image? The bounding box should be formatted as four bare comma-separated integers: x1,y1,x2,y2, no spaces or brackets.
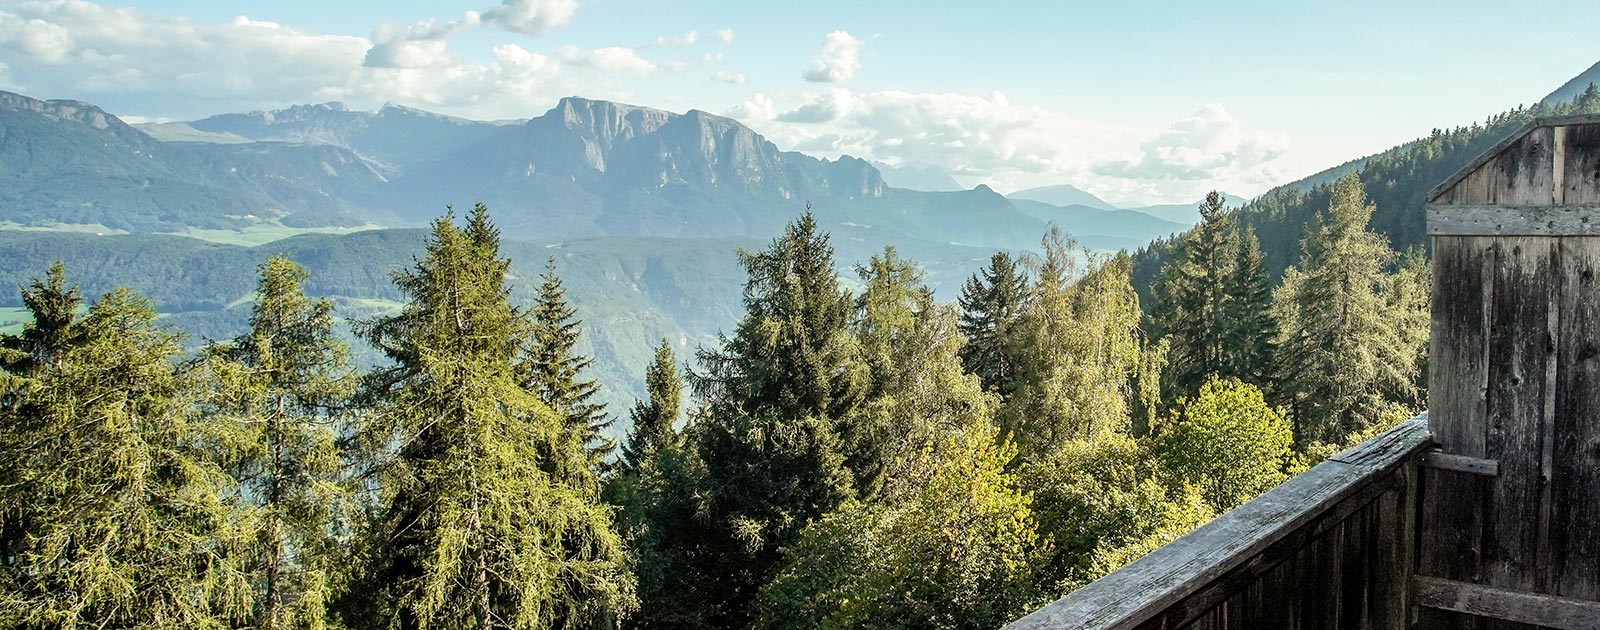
716,28,734,44
483,0,579,36
557,45,656,75
711,70,745,85
803,30,861,83
727,92,775,121
1092,104,1290,193
0,16,73,62
651,30,698,48
363,13,480,69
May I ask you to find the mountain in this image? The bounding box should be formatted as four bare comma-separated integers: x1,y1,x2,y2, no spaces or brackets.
873,162,966,191
1008,184,1115,210
1009,199,1187,248
0,90,391,232
1124,193,1252,226
1542,61,1600,106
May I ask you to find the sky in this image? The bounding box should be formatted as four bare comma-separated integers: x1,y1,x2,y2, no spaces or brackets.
2,0,1598,206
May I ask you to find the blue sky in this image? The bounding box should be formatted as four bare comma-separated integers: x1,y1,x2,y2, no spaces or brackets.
2,0,1597,205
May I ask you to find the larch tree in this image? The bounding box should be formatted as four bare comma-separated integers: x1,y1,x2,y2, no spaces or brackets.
0,279,253,627
197,255,354,630
352,204,633,629
1003,230,1157,458
1273,174,1417,443
523,258,614,468
957,251,1030,396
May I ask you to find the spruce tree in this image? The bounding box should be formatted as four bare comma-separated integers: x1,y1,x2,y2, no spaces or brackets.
352,204,632,628
619,338,681,474
1221,224,1278,393
686,210,866,627
957,251,1029,395
0,281,252,626
198,255,353,630
523,258,614,466
1151,192,1240,402
0,261,80,373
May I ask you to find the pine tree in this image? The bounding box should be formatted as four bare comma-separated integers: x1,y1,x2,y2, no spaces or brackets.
523,258,614,466
1221,225,1277,393
197,255,353,630
0,261,80,373
1151,192,1240,402
1274,174,1417,443
957,252,1029,395
620,338,681,474
0,281,253,626
685,210,866,627
352,204,633,628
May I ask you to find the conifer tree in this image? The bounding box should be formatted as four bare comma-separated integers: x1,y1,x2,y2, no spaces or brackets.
1151,192,1240,401
1274,174,1417,443
353,204,632,628
0,281,253,626
957,251,1029,395
524,258,614,466
0,261,80,373
198,255,353,630
620,338,681,474
1221,224,1278,392
686,211,866,627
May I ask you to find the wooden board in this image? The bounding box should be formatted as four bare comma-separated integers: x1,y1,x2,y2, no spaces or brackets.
1416,576,1600,629
1550,237,1600,601
1427,204,1600,236
1562,125,1600,205
1483,237,1559,597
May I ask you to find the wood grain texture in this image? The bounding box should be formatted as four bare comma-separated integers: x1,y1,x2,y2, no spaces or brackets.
1416,576,1600,629
1428,204,1600,236
1551,237,1600,601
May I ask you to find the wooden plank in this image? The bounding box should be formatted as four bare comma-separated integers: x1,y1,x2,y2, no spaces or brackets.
1497,127,1557,205
1555,126,1568,205
1423,449,1501,476
1550,237,1600,601
1424,236,1495,586
1005,416,1431,630
1427,204,1600,236
1483,236,1559,596
1562,124,1600,205
1415,576,1600,629
1430,119,1541,203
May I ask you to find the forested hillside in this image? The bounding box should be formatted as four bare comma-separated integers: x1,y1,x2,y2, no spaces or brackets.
1,173,1429,626
1133,85,1600,298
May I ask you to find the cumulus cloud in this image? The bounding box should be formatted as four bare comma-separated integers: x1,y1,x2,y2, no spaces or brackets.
557,45,656,75
363,12,480,68
775,88,854,123
803,30,861,83
711,70,745,85
726,93,775,122
1094,104,1290,182
483,0,579,35
716,28,734,44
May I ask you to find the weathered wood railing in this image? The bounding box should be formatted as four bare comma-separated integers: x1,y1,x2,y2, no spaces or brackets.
1008,413,1432,630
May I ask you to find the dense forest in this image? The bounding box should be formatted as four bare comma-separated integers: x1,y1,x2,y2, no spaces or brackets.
0,166,1430,628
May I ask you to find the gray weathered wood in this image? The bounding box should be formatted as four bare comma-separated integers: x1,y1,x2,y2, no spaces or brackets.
1422,449,1500,476
1005,416,1430,630
1424,236,1494,587
1563,125,1600,205
1415,576,1600,629
1483,236,1558,596
1428,204,1600,236
1552,237,1600,601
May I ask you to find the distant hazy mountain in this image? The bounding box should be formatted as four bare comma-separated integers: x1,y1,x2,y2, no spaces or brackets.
1125,193,1251,226
1009,199,1187,246
872,162,966,191
1008,184,1116,210
0,90,388,232
1543,61,1600,106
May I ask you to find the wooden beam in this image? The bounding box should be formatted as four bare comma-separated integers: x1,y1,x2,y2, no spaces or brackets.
1422,449,1499,476
1428,204,1600,236
1414,576,1600,629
